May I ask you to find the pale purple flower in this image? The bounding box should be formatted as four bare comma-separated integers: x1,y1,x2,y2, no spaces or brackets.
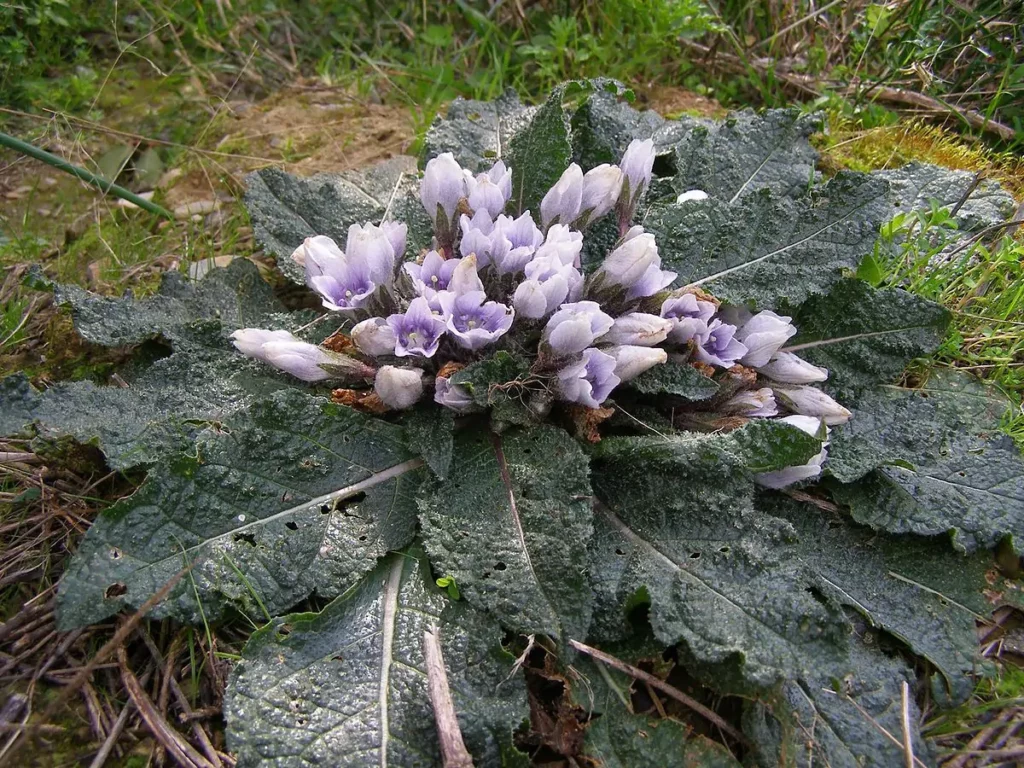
374,366,424,410
693,319,748,368
513,253,584,319
231,328,297,358
421,152,467,229
557,347,620,408
579,164,624,223
758,352,829,384
386,297,447,358
661,293,717,344
438,291,514,351
537,224,583,268
540,164,583,228
459,210,496,267
434,377,479,414
467,160,512,217
380,221,407,261
305,224,397,313
737,311,797,368
597,228,676,300
351,317,397,357
619,139,655,203
775,386,852,426
446,254,485,296
724,387,778,417
404,250,460,299
676,190,709,203
604,345,667,383
490,212,545,274
599,313,672,347
543,301,615,356
755,415,829,489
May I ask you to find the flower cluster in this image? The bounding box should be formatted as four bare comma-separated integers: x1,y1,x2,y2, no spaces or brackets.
232,142,851,488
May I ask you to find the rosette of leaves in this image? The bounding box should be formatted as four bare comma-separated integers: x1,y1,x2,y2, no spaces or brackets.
3,80,1023,767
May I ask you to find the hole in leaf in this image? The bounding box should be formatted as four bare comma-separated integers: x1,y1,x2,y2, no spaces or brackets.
718,546,731,554
285,521,298,531
332,654,344,662
234,533,257,546
358,535,368,542
614,548,626,556
109,548,122,560
105,583,127,599
335,491,367,515
494,562,507,571
482,571,491,579
652,152,677,178
320,504,331,514
689,552,701,559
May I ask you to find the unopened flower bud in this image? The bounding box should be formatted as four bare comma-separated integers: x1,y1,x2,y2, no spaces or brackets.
757,352,828,384
775,386,852,425
604,345,667,383
540,164,584,228
374,366,424,410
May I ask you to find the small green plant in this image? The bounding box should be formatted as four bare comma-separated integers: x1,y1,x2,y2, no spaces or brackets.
435,575,461,601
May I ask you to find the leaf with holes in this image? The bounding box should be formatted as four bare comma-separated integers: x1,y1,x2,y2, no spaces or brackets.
56,389,426,629
417,426,594,642
225,548,527,767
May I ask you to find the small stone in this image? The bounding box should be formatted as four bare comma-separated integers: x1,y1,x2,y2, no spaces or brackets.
157,168,184,188
173,199,219,219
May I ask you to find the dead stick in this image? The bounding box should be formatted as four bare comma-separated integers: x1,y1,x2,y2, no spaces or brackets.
423,628,474,768
900,681,914,768
117,647,213,768
568,639,749,746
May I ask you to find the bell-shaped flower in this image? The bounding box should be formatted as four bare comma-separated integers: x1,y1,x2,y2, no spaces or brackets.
404,250,460,300
661,292,717,344
755,415,829,489
380,221,407,261
676,189,709,203
619,138,655,204
737,310,797,368
724,387,778,417
543,301,615,356
775,386,852,426
596,228,676,301
421,152,466,232
446,254,485,296
537,224,583,268
604,345,667,383
467,160,511,217
459,210,496,267
232,329,364,383
599,312,672,347
438,290,514,351
758,352,828,384
374,366,424,410
386,297,448,358
434,377,479,414
579,164,623,223
540,163,583,228
693,319,748,368
514,251,584,318
557,347,620,408
231,328,297,358
305,224,397,313
490,212,545,274
351,317,397,357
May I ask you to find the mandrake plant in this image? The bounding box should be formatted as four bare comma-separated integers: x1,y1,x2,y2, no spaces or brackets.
2,80,1023,766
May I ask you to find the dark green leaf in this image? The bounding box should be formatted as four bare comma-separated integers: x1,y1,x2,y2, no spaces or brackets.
743,625,930,768
833,432,1024,554
56,390,425,629
423,89,532,170
400,406,455,479
589,439,849,689
505,82,588,215
569,86,667,170
418,426,593,642
876,161,1017,232
225,549,527,767
244,157,432,283
448,351,531,406
623,361,718,401
666,109,821,203
785,279,950,399
647,172,890,308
